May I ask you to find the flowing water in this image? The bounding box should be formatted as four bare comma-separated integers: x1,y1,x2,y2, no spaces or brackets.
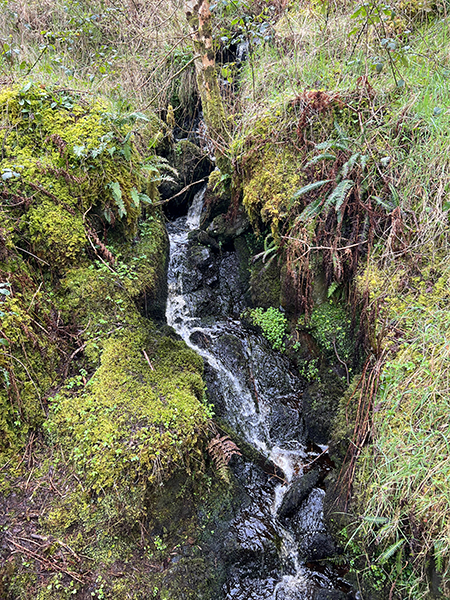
166,188,352,600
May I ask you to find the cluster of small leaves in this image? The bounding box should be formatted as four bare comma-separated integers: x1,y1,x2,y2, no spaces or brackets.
308,301,353,363
249,306,288,351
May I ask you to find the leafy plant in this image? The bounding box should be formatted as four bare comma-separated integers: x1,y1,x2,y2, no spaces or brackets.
249,306,288,351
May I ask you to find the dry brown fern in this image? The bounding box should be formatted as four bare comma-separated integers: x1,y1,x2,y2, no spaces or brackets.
207,435,241,482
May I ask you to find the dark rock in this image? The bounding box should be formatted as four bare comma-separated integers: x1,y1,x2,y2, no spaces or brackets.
278,471,321,519
250,257,282,309
302,532,336,561
313,590,349,600
189,229,221,251
302,376,345,445
207,207,250,245
160,140,213,218
269,402,304,444
224,573,278,600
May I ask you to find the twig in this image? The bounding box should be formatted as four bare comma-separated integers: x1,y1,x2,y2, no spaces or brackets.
282,237,368,254
1,352,46,415
332,338,350,385
25,45,49,77
63,343,87,379
142,349,154,371
7,538,84,584
14,246,50,266
137,31,199,90
155,178,207,205
303,446,329,470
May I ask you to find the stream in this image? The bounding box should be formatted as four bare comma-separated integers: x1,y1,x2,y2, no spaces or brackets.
165,188,354,600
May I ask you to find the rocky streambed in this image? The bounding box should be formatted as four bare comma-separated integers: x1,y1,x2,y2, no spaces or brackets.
165,189,355,600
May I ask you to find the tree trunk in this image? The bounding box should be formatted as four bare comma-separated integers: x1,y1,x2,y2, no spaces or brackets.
185,0,229,165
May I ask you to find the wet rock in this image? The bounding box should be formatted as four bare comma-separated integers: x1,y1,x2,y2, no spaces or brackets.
313,590,349,600
207,207,250,245
302,532,336,561
292,488,336,562
225,511,279,561
273,572,318,600
278,471,321,519
269,402,304,444
189,229,221,251
224,573,279,600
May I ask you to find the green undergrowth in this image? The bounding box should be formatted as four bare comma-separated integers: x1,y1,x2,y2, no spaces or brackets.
348,254,450,598
248,306,288,351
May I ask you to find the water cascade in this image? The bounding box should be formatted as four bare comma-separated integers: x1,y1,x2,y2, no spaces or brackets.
166,188,353,600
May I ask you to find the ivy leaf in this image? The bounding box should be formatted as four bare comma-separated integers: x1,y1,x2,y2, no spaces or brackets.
20,81,33,94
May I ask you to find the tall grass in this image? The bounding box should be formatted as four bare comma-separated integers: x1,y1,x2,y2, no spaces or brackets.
0,0,198,119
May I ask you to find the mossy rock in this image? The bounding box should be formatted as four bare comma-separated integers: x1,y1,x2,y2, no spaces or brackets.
250,258,282,309
47,324,209,494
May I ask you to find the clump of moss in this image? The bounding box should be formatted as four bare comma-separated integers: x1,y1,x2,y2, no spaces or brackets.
46,324,208,493
26,200,88,270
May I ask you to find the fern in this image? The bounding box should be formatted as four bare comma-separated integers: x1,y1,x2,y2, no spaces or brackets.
296,179,353,224
340,152,360,179
289,179,332,207
142,155,178,185
378,539,405,564
305,153,336,168
329,179,354,223
107,181,126,218
207,435,241,483
296,196,324,222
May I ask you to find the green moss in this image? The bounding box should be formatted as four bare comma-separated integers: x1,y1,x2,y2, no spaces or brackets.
26,200,88,270
46,325,208,492
242,139,304,239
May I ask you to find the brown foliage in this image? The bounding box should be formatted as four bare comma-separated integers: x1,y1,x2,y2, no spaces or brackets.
207,434,241,480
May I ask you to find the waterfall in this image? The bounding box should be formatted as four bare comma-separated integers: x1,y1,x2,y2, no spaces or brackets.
165,187,352,600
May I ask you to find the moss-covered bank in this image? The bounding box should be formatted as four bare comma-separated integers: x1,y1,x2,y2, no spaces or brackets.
0,82,218,599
